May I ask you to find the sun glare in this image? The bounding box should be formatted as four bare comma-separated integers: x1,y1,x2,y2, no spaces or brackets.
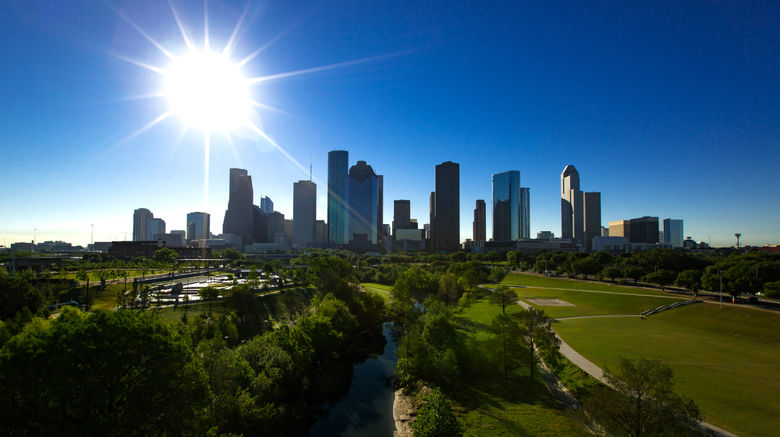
163,50,251,131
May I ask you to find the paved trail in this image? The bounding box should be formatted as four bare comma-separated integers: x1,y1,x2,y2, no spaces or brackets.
510,285,685,300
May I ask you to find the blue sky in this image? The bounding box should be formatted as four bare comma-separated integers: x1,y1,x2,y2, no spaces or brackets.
1,0,778,247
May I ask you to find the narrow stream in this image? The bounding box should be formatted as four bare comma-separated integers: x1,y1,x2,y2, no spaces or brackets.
309,322,398,436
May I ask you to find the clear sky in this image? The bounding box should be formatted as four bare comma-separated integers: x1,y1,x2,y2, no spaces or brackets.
1,0,779,248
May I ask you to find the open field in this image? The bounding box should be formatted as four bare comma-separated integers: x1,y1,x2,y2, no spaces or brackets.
451,296,588,436
502,272,671,296
512,287,684,319
361,282,392,301
508,273,780,437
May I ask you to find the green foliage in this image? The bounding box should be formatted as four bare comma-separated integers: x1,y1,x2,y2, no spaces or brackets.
488,285,516,315
623,266,646,285
437,272,463,305
488,266,507,283
588,358,701,437
763,281,780,298
152,247,178,264
0,274,45,320
602,265,623,282
675,269,702,293
221,248,244,261
412,388,463,437
0,308,210,435
571,257,602,279
642,269,677,290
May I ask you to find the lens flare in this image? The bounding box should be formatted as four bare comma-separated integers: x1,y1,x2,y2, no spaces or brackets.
163,50,251,131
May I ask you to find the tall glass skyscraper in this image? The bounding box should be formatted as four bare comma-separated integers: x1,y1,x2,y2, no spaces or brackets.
347,161,379,244
663,218,684,248
432,161,460,251
520,187,530,240
187,212,210,241
328,150,349,244
492,170,521,242
293,180,317,246
222,168,254,243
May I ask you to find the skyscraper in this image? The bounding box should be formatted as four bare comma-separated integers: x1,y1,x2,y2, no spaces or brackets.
432,161,460,251
561,165,580,240
293,180,317,246
520,187,530,240
147,218,166,240
347,161,380,244
377,175,384,241
663,219,684,248
260,196,273,214
133,208,153,241
561,165,601,249
393,200,411,239
473,199,486,243
187,212,210,241
222,168,254,244
583,192,601,251
327,150,349,244
492,170,521,242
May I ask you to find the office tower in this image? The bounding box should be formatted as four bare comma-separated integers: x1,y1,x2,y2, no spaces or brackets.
328,150,349,244
629,216,659,243
520,187,530,240
492,171,520,241
147,218,166,240
537,231,554,240
609,220,628,238
347,161,380,244
473,199,486,242
583,192,601,251
315,220,328,243
377,175,384,241
429,192,435,242
293,180,317,246
393,200,411,239
432,161,460,251
561,165,580,240
187,212,210,241
267,212,285,243
663,219,684,248
284,219,293,243
133,208,153,241
222,168,254,243
252,206,268,243
601,226,609,237
260,196,273,214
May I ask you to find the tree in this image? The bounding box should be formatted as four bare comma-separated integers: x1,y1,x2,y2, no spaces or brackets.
153,247,178,265
589,358,701,437
515,307,560,380
642,269,676,291
489,267,507,284
490,313,528,379
623,266,645,286
438,273,462,306
0,308,211,435
675,270,702,296
411,387,463,437
488,285,516,315
572,257,602,279
0,274,44,320
603,266,622,282
75,269,91,310
221,248,244,261
763,281,780,299
199,285,221,315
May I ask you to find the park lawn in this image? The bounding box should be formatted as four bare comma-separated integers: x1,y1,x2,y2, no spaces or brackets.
502,272,669,296
554,304,780,437
360,282,392,302
512,287,685,319
450,297,589,436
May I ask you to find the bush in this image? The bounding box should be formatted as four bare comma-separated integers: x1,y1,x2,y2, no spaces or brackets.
412,387,463,437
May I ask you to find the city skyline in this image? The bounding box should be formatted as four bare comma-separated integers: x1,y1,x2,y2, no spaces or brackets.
2,1,779,247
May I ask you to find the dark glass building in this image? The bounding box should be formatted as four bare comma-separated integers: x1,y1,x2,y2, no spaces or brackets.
222,168,254,244
493,170,521,242
520,187,530,240
187,212,210,241
293,180,317,247
473,199,486,242
347,161,380,244
432,161,460,251
393,200,411,239
327,150,349,245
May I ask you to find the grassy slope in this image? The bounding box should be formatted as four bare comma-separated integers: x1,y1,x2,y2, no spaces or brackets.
507,273,780,437
503,272,670,296
512,287,684,318
361,282,392,302
452,297,588,436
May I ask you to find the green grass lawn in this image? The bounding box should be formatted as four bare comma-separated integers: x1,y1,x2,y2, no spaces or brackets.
361,282,392,302
553,304,780,437
511,287,684,319
503,272,669,296
450,296,589,436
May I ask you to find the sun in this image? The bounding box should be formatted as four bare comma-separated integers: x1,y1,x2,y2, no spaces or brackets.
163,50,251,131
